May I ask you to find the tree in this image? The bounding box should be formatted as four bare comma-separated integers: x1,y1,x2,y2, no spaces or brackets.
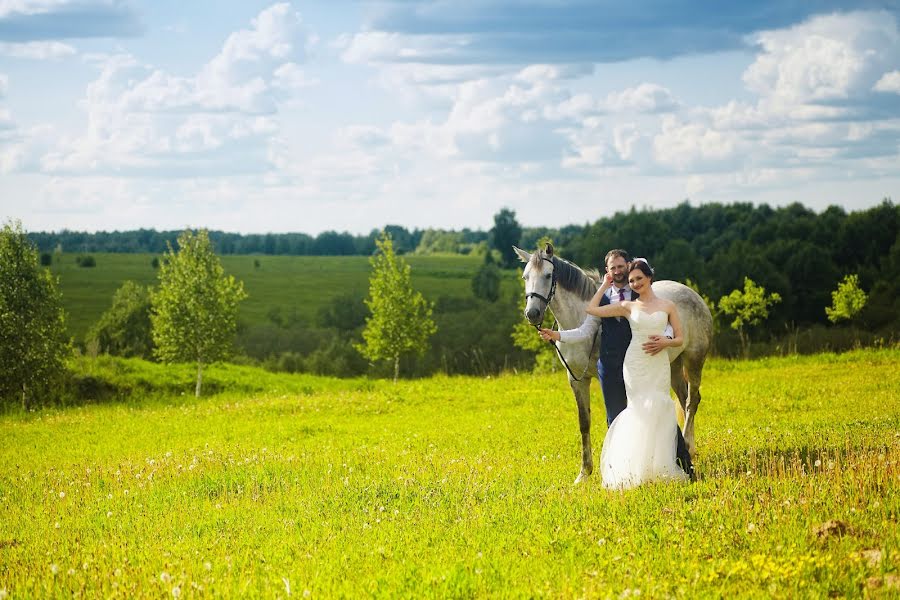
825,274,867,323
490,208,523,268
356,232,436,382
718,277,782,358
0,221,70,409
150,230,247,397
471,251,501,302
86,281,153,359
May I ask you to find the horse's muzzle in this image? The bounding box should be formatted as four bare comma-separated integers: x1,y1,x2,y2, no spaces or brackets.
525,306,543,326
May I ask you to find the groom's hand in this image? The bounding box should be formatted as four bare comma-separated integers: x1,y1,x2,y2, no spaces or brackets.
642,335,667,355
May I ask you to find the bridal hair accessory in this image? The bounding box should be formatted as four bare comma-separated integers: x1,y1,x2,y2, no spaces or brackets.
633,257,654,274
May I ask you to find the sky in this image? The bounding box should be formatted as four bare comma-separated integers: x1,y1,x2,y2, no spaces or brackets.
0,1,899,235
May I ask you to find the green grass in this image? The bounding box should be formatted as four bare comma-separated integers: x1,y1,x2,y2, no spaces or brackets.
48,253,503,342
1,349,898,597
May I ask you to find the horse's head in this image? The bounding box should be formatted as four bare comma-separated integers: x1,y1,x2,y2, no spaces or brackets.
514,242,556,326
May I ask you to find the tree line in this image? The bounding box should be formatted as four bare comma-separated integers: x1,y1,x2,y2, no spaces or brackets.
4,199,897,408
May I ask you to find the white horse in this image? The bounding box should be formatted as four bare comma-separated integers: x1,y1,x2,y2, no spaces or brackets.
515,244,713,484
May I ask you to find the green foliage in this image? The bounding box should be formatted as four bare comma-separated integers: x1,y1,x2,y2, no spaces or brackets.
719,277,782,357
39,252,52,266
490,207,523,268
357,232,437,381
2,349,898,596
86,280,153,359
150,230,247,396
0,221,70,408
825,274,867,323
415,229,463,254
76,255,96,267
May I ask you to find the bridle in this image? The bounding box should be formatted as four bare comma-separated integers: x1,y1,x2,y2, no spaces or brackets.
525,256,557,314
524,255,596,382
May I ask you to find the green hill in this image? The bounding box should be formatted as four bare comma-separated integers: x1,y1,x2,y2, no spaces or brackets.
49,253,525,372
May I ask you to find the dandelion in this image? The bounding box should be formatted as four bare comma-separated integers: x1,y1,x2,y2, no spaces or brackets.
160,572,171,583
172,585,181,597
59,491,65,499
115,568,122,577
598,538,607,546
204,562,212,571
107,511,113,518
50,563,59,574
814,459,821,467
54,522,60,529
303,590,311,598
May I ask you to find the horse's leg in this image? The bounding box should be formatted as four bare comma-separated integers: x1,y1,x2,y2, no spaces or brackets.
669,354,688,428
570,376,593,484
683,353,705,458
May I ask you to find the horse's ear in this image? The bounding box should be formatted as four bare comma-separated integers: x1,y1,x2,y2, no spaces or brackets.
544,242,554,257
513,246,531,263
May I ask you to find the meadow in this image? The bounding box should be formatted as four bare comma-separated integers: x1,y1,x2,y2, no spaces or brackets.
47,252,497,343
1,348,898,597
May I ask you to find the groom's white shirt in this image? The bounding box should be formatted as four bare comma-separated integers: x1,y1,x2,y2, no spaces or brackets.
557,283,673,343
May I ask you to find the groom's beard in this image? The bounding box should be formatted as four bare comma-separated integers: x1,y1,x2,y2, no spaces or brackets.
613,274,627,286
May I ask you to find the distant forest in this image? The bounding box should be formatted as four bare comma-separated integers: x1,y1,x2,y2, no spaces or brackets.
30,199,899,334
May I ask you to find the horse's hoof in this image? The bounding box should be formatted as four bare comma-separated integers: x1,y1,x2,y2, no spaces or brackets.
574,472,591,485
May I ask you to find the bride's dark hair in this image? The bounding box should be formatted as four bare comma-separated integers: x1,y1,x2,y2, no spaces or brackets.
628,260,654,280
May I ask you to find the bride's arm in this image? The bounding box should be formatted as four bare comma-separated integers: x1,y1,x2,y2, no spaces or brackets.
586,300,630,319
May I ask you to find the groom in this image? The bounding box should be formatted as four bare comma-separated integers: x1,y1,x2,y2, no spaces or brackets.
541,248,695,480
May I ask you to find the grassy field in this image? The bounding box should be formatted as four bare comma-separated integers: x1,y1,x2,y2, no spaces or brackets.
48,252,504,342
1,349,898,597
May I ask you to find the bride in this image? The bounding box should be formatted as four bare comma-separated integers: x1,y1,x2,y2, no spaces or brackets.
586,258,689,489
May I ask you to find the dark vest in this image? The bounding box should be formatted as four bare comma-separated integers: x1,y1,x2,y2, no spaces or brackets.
598,291,639,359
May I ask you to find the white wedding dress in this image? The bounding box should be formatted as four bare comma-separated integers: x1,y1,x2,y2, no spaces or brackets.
600,309,689,489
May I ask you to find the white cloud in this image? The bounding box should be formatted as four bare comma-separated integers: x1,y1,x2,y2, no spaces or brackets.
873,69,900,93
0,40,75,59
603,83,678,113
19,3,318,177
744,11,900,110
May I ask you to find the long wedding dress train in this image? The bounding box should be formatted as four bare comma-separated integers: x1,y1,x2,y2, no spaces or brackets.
600,309,689,489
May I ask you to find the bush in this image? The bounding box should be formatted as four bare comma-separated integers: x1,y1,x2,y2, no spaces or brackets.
76,255,96,267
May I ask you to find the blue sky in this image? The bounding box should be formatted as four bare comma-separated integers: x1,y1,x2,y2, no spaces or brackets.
1,1,898,235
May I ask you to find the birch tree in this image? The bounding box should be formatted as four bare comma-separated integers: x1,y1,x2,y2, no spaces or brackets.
150,230,246,396
357,232,436,382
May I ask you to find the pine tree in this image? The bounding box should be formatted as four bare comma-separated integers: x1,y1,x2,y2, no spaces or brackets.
150,230,247,396
0,221,70,409
357,232,436,382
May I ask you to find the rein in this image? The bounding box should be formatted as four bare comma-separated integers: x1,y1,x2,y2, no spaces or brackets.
526,256,597,382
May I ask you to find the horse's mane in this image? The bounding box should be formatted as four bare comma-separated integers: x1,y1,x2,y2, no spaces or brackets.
530,250,600,301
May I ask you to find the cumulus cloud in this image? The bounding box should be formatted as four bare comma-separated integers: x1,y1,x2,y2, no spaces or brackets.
873,69,900,92
744,11,900,112
31,3,317,176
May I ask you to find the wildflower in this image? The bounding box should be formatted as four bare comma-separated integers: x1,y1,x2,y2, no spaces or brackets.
814,459,821,467
54,522,60,529
204,562,212,571
107,511,113,518
160,572,171,583
51,563,59,574
59,491,65,499
172,585,181,597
